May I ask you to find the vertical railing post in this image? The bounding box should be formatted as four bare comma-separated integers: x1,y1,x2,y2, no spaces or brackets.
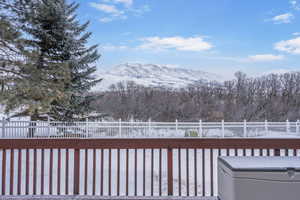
74,149,80,195
221,120,225,138
119,118,122,137
167,147,173,196
1,117,5,138
274,149,281,156
199,119,203,137
243,119,247,138
265,120,268,134
286,119,290,134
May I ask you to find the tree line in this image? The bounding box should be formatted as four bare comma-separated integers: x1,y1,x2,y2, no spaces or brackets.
0,0,100,122
93,71,300,122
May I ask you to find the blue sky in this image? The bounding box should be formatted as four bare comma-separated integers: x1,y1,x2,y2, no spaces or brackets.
74,0,300,78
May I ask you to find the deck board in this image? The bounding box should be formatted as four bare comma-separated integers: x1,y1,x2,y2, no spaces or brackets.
0,196,218,200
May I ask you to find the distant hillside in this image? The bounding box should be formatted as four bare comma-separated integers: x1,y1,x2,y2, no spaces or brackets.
93,63,223,90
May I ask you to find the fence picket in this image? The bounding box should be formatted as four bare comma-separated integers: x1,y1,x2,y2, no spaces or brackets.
221,120,225,138
119,119,122,137
199,119,203,137
265,120,268,134
148,119,151,136
1,118,5,138
243,120,247,137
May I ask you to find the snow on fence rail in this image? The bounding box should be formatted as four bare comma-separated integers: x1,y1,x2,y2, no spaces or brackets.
0,118,300,138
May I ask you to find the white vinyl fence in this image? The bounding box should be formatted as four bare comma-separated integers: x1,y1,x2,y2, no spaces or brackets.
0,118,300,138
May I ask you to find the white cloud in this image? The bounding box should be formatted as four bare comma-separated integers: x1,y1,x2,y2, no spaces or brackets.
272,13,294,24
138,36,213,52
99,17,114,23
293,32,300,36
89,3,123,16
103,0,133,7
90,1,149,23
248,54,284,62
129,5,151,16
274,37,300,54
290,0,300,10
101,44,129,51
99,15,127,23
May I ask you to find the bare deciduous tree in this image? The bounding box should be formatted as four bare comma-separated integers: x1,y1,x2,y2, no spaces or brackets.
92,72,300,122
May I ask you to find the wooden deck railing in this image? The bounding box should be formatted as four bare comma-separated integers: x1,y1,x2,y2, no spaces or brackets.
0,138,299,196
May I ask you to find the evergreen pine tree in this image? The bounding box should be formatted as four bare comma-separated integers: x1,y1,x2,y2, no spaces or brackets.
0,17,20,94
0,0,23,93
0,0,101,123
0,0,72,123
47,1,101,121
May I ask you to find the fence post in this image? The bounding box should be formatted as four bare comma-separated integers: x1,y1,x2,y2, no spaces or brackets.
47,116,50,137
264,120,268,134
167,147,173,196
297,120,300,134
175,119,178,135
286,119,290,134
119,118,122,137
148,118,151,136
73,149,80,195
221,120,225,138
199,119,203,137
131,118,134,137
243,119,247,138
1,117,5,138
85,118,89,138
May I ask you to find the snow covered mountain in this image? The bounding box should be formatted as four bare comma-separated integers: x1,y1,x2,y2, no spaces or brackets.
94,63,223,90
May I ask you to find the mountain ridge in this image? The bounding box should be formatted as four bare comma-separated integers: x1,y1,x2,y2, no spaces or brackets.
94,63,223,90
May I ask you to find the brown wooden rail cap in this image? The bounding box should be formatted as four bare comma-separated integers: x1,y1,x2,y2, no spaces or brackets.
0,138,299,149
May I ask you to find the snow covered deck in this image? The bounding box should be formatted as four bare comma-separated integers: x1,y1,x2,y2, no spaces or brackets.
0,196,218,200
